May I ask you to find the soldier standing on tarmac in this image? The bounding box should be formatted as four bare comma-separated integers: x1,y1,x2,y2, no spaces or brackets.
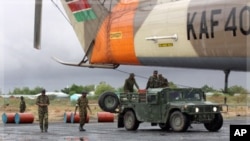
74,91,92,131
36,89,50,133
146,70,159,89
19,96,26,113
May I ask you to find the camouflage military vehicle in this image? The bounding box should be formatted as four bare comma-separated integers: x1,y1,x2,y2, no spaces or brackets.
98,88,224,132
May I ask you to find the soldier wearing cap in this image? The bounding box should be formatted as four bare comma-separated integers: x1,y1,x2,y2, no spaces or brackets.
146,70,159,89
36,89,50,132
123,73,140,92
74,91,92,131
158,74,169,87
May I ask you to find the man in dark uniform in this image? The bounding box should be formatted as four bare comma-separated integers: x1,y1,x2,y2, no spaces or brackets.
123,73,140,92
36,89,50,133
74,91,92,131
19,96,26,113
146,70,159,89
158,74,169,87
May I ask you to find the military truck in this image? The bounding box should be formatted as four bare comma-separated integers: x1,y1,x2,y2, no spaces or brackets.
98,88,225,132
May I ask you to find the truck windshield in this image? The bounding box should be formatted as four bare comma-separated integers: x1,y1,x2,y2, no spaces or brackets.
169,91,182,101
184,89,202,101
168,89,202,101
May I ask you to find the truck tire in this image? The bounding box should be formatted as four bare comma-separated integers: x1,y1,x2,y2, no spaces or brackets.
169,111,190,132
204,113,223,132
98,92,119,113
124,110,139,131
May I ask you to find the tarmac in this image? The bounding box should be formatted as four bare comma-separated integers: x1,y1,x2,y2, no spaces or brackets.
0,117,250,141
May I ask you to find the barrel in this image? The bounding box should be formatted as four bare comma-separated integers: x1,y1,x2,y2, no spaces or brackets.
138,89,147,102
14,113,34,124
70,112,89,123
2,113,16,124
63,112,72,123
138,89,147,94
97,112,114,122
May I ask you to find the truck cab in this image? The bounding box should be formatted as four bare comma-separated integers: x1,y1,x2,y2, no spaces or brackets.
98,88,224,132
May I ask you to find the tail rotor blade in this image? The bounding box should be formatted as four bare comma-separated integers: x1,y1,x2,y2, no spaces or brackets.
34,0,43,49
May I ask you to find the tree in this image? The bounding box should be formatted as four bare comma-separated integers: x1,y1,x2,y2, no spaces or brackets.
61,87,70,94
83,85,95,93
61,84,95,95
168,82,178,88
9,86,44,95
201,85,217,93
116,87,124,93
30,87,44,94
10,87,21,94
94,81,115,98
226,85,249,95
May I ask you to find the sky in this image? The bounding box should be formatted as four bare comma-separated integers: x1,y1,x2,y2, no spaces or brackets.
0,0,249,94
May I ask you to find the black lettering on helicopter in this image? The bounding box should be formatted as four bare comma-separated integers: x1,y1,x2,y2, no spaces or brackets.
187,6,250,40
240,6,250,35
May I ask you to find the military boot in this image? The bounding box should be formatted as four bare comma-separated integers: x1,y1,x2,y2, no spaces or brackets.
79,124,85,131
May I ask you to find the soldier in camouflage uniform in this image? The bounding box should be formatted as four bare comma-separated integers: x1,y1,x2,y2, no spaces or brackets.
123,73,140,92
36,89,50,133
19,96,26,113
146,70,159,89
74,91,92,131
158,74,169,87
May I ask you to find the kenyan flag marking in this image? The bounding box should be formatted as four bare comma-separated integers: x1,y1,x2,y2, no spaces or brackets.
65,0,96,22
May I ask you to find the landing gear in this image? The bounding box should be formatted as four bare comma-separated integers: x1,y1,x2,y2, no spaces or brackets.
223,70,230,93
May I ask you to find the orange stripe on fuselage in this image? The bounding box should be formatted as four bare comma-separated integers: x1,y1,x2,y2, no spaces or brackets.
90,0,140,65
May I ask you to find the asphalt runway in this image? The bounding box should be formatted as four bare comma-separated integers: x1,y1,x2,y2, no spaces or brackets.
1,117,249,141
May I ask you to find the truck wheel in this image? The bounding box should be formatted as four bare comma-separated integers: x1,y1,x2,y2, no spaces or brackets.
170,111,189,132
124,110,139,131
204,113,223,132
98,92,119,113
159,123,170,131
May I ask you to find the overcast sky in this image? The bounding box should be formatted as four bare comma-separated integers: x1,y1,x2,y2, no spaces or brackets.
1,0,249,94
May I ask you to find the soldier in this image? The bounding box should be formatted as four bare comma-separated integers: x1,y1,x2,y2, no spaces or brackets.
146,70,159,89
123,73,140,92
36,89,50,133
19,96,26,113
74,91,92,131
158,74,169,87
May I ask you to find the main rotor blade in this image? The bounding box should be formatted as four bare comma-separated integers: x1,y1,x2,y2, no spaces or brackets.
34,0,43,49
